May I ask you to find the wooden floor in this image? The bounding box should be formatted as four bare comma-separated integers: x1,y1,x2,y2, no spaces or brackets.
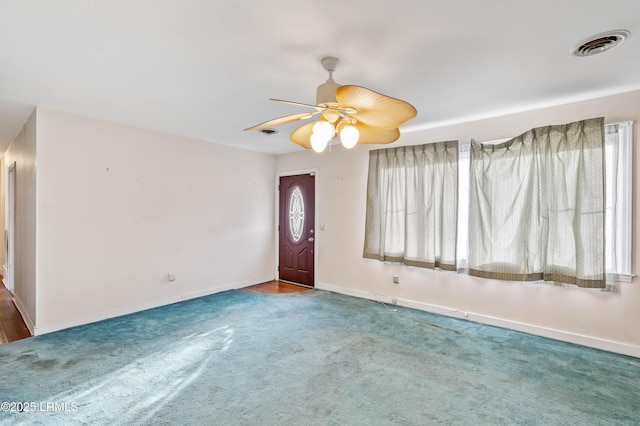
0,283,31,344
240,280,312,294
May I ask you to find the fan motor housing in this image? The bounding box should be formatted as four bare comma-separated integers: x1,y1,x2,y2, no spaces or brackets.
316,57,341,104
317,80,340,105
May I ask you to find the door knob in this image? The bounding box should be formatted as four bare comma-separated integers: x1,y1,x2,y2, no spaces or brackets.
308,237,315,242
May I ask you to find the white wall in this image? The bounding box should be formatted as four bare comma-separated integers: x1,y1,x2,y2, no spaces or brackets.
276,89,640,357
35,108,275,333
0,157,5,279
3,109,38,331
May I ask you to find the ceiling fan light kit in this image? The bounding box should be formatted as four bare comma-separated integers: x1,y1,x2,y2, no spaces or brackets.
244,57,417,152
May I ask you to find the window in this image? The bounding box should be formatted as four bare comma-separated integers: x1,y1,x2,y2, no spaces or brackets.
365,120,633,288
605,122,633,281
456,145,470,270
457,121,632,285
363,142,458,270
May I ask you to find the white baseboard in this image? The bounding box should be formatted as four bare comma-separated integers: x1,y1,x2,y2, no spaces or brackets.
3,265,8,288
12,295,35,335
316,282,640,359
34,275,274,336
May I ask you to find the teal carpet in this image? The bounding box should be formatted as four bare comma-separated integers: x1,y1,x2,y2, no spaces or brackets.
0,289,639,425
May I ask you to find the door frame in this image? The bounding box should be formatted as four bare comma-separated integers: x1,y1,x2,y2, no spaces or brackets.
5,161,16,293
275,168,318,286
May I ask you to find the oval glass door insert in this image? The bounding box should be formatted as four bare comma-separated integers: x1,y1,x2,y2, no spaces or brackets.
289,186,304,242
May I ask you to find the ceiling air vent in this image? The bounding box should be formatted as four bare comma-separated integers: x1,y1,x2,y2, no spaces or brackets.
259,128,278,135
570,30,630,57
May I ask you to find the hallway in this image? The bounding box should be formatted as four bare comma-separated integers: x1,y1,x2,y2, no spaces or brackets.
0,283,30,344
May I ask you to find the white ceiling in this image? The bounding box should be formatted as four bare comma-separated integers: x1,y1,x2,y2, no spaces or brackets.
1,0,639,155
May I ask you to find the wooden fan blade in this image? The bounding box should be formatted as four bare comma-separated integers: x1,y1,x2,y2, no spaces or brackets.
244,112,317,131
335,85,417,129
352,122,401,145
270,99,326,111
289,122,315,149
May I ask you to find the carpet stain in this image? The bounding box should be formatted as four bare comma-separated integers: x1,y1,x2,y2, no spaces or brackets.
413,318,463,334
62,359,81,369
15,353,35,362
14,351,59,370
31,359,58,370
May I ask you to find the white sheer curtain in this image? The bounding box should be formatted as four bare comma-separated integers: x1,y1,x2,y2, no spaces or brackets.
468,117,606,288
363,141,458,270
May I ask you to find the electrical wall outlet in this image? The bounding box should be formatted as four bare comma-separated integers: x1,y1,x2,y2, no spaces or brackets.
392,275,399,284
168,273,176,282
391,298,398,305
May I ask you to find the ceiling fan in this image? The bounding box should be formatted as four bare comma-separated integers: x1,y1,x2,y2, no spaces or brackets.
244,57,417,152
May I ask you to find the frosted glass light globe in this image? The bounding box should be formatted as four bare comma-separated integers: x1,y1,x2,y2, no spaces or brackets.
340,125,359,149
312,121,335,140
310,133,329,153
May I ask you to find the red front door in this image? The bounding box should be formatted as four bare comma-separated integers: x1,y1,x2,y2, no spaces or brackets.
279,174,315,287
